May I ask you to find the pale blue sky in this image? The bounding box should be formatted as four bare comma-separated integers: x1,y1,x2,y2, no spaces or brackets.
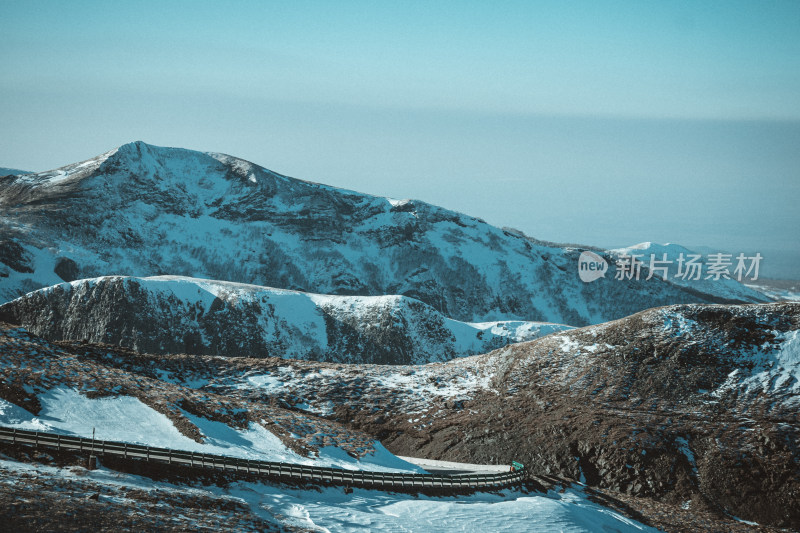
2,1,799,277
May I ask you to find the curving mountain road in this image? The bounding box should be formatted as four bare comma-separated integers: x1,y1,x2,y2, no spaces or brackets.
0,426,524,493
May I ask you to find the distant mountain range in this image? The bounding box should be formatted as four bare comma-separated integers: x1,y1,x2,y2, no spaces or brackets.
0,141,767,330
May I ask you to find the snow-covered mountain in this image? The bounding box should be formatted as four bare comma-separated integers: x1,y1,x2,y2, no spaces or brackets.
0,275,570,363
746,278,800,303
0,141,767,326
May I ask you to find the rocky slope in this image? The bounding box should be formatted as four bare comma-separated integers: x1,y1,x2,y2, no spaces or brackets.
0,141,766,325
98,301,796,529
0,322,397,465
0,275,569,364
1,302,796,529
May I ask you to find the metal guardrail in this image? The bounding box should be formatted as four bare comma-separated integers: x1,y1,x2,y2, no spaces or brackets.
0,426,524,491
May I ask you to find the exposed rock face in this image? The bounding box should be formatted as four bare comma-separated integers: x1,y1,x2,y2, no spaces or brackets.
53,258,79,282
0,276,570,364
0,141,766,325
0,241,33,276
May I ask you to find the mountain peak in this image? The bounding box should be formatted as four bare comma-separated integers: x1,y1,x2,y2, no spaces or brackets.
117,140,147,149
107,141,182,165
0,143,769,320
113,140,150,156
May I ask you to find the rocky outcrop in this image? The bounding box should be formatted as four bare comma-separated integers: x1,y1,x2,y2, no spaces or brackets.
0,276,569,364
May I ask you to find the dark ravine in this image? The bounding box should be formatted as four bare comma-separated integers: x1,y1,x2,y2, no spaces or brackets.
0,141,767,325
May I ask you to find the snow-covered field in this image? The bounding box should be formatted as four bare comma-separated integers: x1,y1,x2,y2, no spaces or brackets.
232,483,658,533
0,458,658,533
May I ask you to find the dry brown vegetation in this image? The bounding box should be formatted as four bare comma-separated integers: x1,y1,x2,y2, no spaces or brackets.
1,302,798,531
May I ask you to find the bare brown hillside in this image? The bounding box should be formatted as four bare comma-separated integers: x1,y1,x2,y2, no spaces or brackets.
1,301,797,530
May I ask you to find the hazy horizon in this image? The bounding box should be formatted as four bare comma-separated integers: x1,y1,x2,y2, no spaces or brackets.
2,1,798,279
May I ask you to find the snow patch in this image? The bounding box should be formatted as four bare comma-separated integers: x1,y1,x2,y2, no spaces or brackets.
0,388,420,472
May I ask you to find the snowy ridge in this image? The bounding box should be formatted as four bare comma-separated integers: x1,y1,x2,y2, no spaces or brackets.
521,302,800,409
0,141,767,326
13,147,118,185
0,275,572,363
